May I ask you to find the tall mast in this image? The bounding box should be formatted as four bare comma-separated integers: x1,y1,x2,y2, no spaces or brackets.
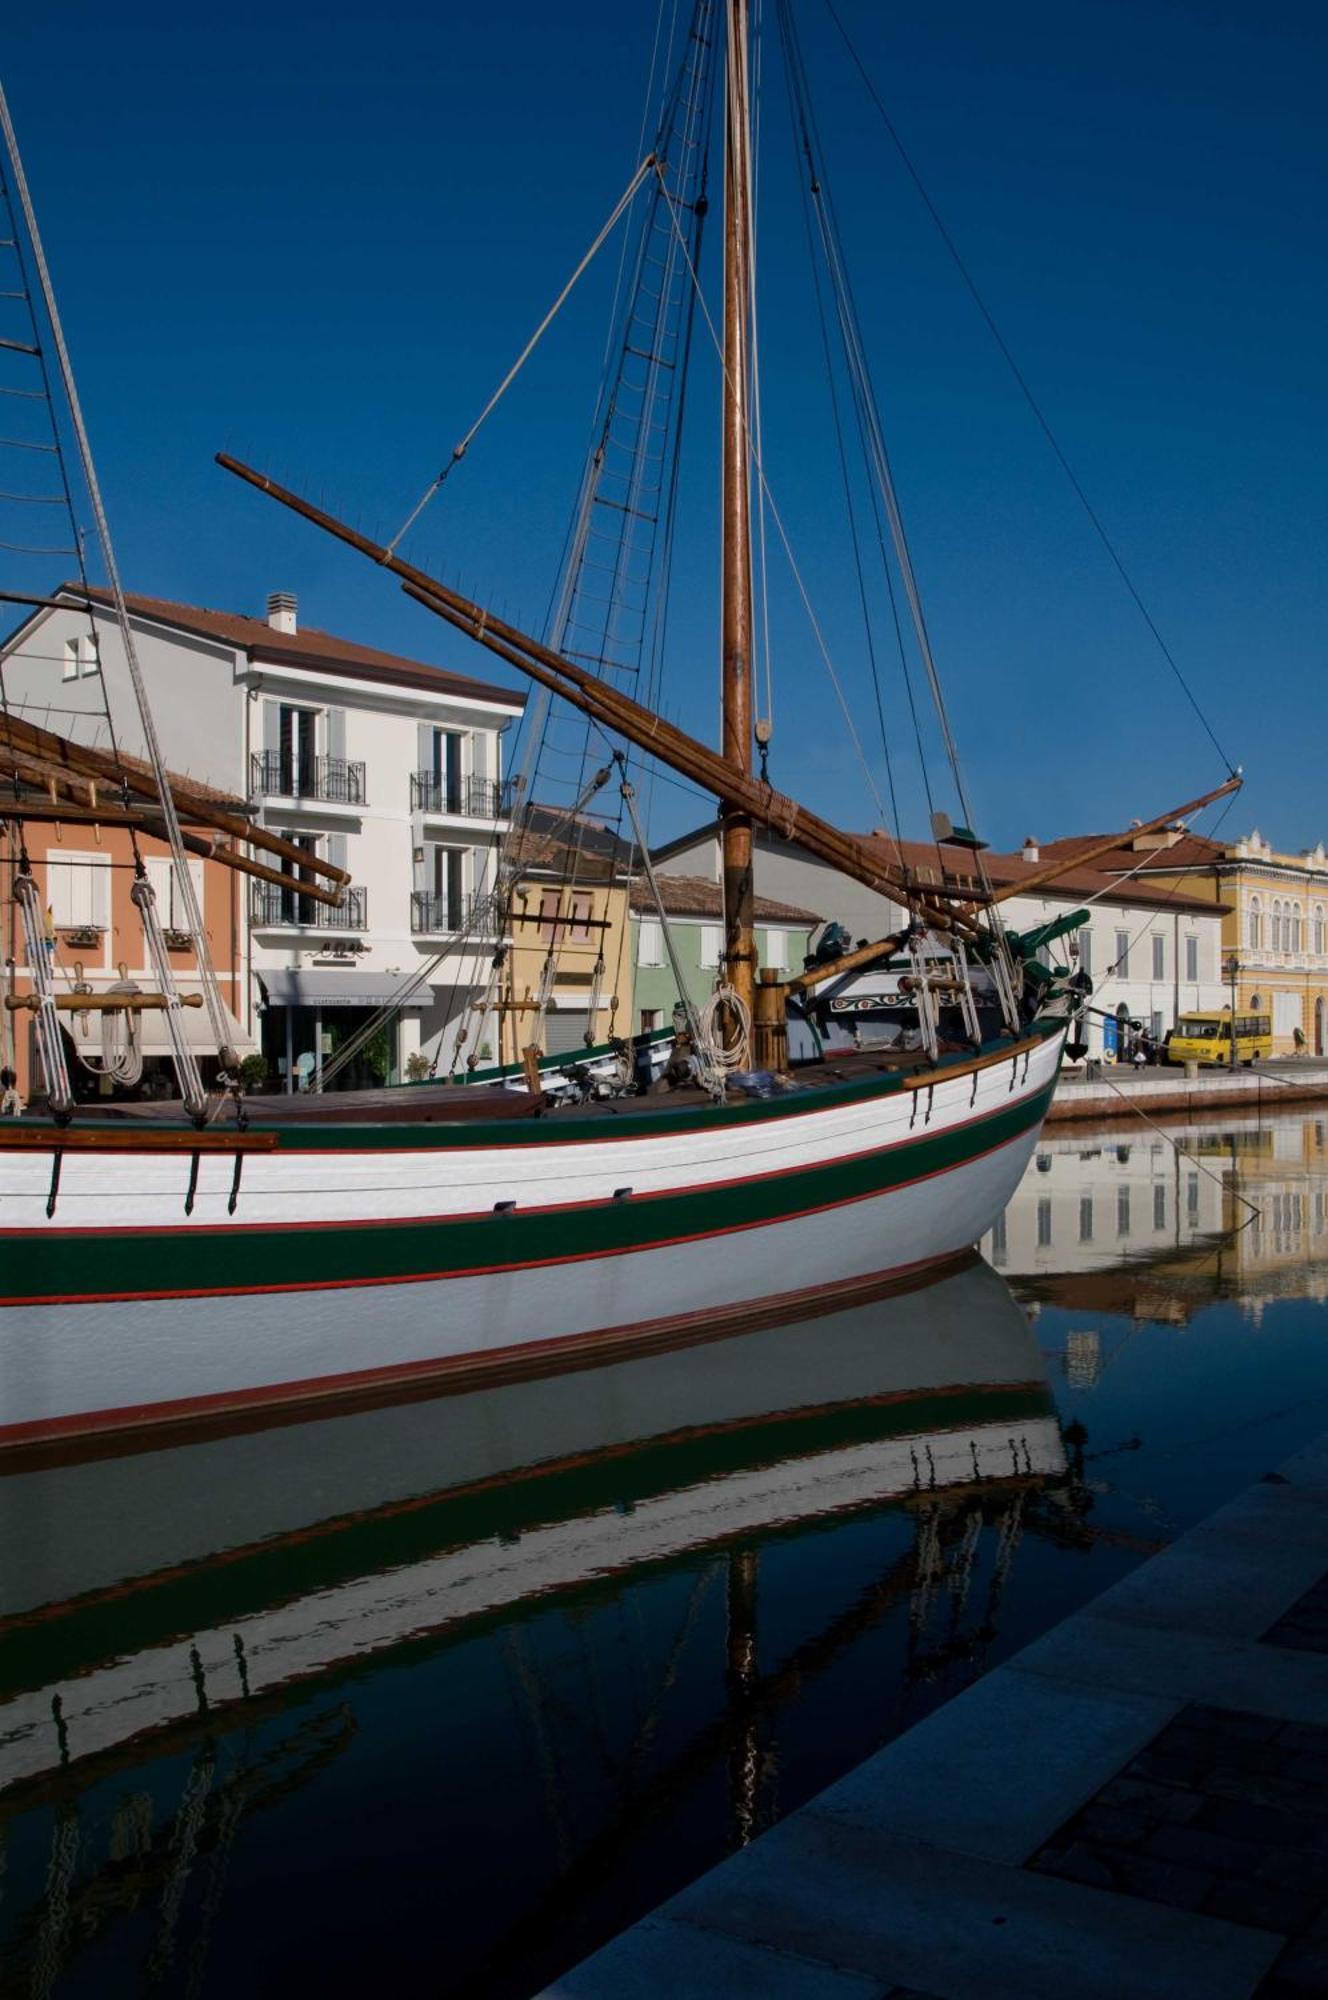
720,0,756,1030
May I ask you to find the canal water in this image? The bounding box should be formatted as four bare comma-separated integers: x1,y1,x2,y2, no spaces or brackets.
5,1105,1328,1997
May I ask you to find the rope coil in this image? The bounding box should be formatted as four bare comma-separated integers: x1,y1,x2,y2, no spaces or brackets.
695,981,752,1090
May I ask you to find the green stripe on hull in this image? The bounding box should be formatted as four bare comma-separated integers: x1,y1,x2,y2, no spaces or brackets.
10,1079,1055,1302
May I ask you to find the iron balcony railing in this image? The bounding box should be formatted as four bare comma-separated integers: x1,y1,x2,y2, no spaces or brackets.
251,883,368,931
409,771,512,819
411,889,499,936
250,751,367,806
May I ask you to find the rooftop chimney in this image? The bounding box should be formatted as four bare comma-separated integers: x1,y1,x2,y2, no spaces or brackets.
267,590,298,635
1022,836,1039,864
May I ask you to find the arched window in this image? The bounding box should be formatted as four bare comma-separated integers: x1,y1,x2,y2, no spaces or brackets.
1293,902,1304,954
1315,905,1325,957
1249,897,1262,952
1272,900,1282,953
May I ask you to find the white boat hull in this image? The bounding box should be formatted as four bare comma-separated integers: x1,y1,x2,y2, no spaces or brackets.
0,1026,1065,1449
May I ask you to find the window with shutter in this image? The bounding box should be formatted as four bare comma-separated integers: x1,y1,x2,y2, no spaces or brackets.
638,919,663,967
144,855,204,929
46,851,109,930
537,889,562,943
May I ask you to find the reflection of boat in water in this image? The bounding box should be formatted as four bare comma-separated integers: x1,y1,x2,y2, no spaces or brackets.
1,1255,1087,1999
1,1255,1063,1797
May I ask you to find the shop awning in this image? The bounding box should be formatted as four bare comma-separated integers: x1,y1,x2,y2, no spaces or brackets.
256,971,432,1010
68,998,258,1059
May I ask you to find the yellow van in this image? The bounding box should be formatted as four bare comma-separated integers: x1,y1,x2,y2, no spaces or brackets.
1166,1012,1272,1068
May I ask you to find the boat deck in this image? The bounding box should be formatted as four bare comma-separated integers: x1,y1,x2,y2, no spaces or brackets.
7,1038,1014,1133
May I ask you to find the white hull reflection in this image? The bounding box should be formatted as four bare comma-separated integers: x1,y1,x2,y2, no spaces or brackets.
0,1255,1063,1790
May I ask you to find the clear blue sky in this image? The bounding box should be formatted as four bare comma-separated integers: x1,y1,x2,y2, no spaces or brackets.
3,0,1324,851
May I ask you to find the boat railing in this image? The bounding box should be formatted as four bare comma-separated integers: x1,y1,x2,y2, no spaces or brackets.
250,750,367,806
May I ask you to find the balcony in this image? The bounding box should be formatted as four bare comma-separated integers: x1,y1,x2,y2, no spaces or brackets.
251,884,369,931
411,890,495,936
409,771,511,819
251,751,367,807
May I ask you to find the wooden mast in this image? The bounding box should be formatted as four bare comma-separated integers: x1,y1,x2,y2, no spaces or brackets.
720,0,756,1032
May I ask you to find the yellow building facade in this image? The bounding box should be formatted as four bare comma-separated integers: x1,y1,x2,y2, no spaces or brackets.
496,809,635,1065
1132,829,1328,1056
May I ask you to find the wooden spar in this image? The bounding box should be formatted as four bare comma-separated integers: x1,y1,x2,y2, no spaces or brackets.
786,932,910,994
984,778,1243,906
0,588,97,615
0,797,346,906
0,796,218,854
5,991,205,1013
720,0,756,1027
2,749,103,806
216,457,1240,945
0,710,351,885
213,452,980,934
401,574,974,940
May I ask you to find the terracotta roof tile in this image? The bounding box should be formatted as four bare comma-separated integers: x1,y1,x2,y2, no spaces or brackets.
65,585,527,710
630,874,820,924
854,833,1230,917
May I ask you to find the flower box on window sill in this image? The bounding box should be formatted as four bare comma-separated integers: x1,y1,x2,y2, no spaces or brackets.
60,925,104,949
163,928,193,951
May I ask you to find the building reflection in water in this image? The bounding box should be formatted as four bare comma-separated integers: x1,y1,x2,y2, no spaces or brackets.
1,1254,1083,1999
984,1111,1328,1329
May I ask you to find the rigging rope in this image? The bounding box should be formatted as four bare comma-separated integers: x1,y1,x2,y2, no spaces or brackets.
778,11,910,883
773,1,1019,1015
653,161,894,832
0,82,233,1115
13,870,72,1117
385,151,658,557
822,0,1237,779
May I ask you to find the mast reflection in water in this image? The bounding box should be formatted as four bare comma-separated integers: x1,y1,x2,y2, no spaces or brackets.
9,1108,1328,1999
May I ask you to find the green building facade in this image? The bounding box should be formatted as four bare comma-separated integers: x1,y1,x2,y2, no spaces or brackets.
630,875,820,1032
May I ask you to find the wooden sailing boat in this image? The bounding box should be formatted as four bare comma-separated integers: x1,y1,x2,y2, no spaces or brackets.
0,4,1237,1453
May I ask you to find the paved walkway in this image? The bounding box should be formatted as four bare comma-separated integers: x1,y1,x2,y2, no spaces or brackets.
1048,1061,1328,1125
543,1433,1328,1999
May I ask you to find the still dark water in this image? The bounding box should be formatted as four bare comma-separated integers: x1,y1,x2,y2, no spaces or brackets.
5,1108,1328,1997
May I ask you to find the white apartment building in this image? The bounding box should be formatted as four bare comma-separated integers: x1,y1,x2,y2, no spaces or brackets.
652,824,1229,1056
0,586,525,1086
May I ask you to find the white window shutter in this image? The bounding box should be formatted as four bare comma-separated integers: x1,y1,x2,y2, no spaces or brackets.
47,851,107,929
144,855,173,919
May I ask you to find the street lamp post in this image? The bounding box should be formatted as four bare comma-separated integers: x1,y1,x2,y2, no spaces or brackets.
1224,952,1240,1072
